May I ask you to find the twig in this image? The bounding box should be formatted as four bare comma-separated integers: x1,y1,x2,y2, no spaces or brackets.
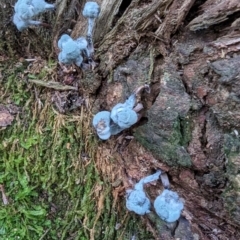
28,79,78,91
39,228,50,240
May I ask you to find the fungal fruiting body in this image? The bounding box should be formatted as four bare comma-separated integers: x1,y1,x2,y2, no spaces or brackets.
58,34,93,67
57,34,72,49
76,37,92,61
154,189,184,223
110,104,138,129
58,2,100,68
13,0,55,31
76,37,89,53
110,94,138,129
92,111,111,140
31,0,55,15
126,171,161,215
126,189,151,215
13,13,42,31
124,93,136,108
58,34,83,66
15,0,55,16
14,0,35,20
109,123,124,136
93,94,138,139
82,2,100,56
82,1,100,36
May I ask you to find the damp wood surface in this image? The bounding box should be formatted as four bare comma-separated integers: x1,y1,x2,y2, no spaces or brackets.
1,0,240,239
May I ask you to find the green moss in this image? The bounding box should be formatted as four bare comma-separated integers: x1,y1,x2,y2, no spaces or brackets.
179,116,192,146
221,134,240,224
134,117,192,167
0,60,154,240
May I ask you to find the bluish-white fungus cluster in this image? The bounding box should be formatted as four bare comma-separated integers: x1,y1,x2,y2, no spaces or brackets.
58,34,90,67
154,189,184,223
126,171,184,222
13,0,55,31
57,2,100,67
126,171,161,215
92,94,138,140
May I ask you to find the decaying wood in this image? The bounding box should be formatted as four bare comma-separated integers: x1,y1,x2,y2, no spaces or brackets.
95,0,176,77
188,0,240,31
155,0,195,39
230,17,240,32
211,33,240,52
94,0,124,42
133,0,173,31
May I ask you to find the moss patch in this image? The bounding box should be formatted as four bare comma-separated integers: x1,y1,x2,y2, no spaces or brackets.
0,60,154,239
134,116,192,167
221,133,240,224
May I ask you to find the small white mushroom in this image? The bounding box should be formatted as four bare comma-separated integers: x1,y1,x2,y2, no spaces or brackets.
13,0,55,31
126,171,161,215
154,189,184,223
82,2,100,56
82,2,100,36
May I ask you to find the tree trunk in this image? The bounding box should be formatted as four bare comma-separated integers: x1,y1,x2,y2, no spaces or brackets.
1,0,240,239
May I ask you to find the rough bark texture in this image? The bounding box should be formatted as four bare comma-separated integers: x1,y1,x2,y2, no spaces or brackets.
1,0,240,239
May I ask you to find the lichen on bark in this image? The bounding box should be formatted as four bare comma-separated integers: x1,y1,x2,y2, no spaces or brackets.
134,68,192,167
223,134,240,224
